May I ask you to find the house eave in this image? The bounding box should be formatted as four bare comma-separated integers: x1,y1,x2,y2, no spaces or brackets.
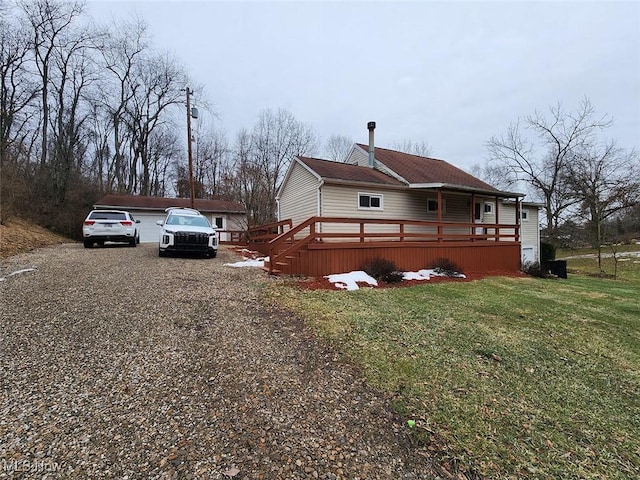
322,178,407,190
408,183,525,198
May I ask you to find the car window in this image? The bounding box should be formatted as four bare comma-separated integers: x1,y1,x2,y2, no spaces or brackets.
90,211,126,220
166,214,210,227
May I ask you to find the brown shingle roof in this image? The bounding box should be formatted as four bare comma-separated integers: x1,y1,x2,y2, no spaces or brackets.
297,156,405,186
95,194,246,213
355,144,498,191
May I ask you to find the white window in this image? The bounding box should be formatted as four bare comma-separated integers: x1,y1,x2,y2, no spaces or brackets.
358,193,383,210
213,216,224,229
521,209,529,222
484,202,494,214
427,198,446,213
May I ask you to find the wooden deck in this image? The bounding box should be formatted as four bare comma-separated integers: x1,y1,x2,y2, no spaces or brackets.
249,217,522,277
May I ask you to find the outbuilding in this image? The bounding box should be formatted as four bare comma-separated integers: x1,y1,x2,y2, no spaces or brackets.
93,195,247,243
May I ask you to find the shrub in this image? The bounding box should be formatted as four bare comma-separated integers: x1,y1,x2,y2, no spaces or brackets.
429,257,463,277
361,257,397,280
521,261,554,278
540,241,556,262
380,271,404,284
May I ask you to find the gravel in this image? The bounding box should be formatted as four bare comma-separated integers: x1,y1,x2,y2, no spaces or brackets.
1,243,436,479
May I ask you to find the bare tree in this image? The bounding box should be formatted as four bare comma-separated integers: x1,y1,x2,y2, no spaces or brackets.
486,98,612,242
391,139,432,157
468,162,517,191
96,16,148,193
251,108,318,223
324,134,353,162
193,123,229,198
19,0,85,166
126,51,188,195
0,16,39,167
564,141,640,272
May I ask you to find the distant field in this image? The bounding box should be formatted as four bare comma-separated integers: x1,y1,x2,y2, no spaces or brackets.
268,254,640,479
558,244,640,281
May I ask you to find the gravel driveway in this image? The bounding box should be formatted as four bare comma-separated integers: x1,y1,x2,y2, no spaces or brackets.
1,244,435,479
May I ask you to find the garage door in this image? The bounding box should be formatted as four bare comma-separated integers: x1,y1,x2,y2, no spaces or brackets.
132,213,166,243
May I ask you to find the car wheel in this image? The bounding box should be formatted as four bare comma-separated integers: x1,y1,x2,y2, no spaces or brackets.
208,250,217,259
129,237,137,247
158,248,167,257
83,240,93,248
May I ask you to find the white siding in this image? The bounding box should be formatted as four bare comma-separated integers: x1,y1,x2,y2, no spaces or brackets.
520,206,540,263
278,161,319,226
317,187,482,239
346,146,369,167
500,202,540,263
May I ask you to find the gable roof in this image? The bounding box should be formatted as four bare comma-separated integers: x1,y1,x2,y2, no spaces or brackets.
355,144,498,191
94,194,246,214
297,156,405,187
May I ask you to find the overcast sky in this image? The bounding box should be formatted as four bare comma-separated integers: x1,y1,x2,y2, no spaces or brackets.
87,0,640,170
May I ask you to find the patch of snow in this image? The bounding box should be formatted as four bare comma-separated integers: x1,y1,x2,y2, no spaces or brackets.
0,267,37,282
403,268,466,281
403,270,433,281
324,268,467,290
325,271,378,291
224,257,268,268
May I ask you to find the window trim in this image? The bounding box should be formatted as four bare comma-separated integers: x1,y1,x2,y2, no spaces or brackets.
484,202,494,214
427,198,446,213
358,192,383,211
521,209,530,222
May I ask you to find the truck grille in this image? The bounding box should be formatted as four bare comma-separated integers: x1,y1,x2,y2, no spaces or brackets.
174,232,209,249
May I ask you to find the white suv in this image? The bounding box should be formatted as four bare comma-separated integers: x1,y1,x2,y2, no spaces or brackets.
156,207,218,258
83,210,140,248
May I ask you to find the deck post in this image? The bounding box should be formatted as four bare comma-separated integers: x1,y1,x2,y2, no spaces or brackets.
470,193,476,242
437,189,443,242
515,198,520,243
495,195,499,241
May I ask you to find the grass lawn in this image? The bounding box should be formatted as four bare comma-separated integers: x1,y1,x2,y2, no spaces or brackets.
266,254,640,479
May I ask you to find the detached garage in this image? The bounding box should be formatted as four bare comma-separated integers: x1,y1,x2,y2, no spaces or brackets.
94,195,247,243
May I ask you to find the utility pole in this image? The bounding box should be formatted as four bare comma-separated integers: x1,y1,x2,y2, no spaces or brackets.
185,87,196,209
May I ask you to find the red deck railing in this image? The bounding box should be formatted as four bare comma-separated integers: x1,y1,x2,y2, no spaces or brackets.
264,217,521,275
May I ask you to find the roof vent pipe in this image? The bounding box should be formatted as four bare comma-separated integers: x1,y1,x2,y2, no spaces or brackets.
367,121,376,168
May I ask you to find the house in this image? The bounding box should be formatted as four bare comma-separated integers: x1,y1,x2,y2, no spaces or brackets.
93,194,247,243
266,123,540,276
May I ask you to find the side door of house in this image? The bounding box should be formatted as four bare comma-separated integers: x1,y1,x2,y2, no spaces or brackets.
474,202,485,236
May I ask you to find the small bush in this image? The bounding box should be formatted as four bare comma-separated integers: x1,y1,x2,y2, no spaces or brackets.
429,258,463,277
521,261,553,278
380,271,404,284
361,257,397,280
540,241,556,262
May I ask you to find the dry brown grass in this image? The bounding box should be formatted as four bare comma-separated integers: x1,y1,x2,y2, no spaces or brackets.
0,218,72,258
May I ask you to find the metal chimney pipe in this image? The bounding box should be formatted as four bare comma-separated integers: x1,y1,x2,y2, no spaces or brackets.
367,121,376,168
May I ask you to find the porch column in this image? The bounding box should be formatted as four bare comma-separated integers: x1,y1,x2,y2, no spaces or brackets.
470,193,476,242
437,189,443,242
515,197,520,243
495,195,499,242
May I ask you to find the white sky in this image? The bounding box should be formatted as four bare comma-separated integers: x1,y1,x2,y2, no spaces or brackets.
87,0,640,169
